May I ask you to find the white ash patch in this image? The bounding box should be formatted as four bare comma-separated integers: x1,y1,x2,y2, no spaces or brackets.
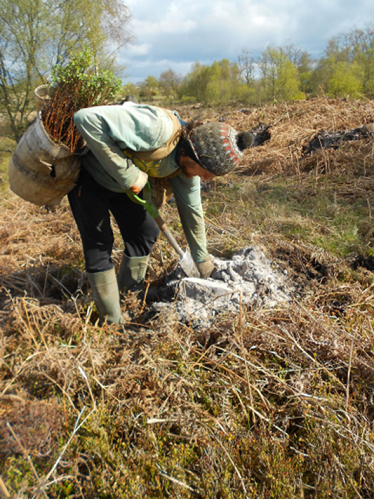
150,247,292,327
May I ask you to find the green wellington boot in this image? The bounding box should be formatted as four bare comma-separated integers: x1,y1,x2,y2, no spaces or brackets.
117,254,150,294
87,268,122,324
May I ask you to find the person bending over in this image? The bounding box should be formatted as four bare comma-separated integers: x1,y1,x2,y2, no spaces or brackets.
69,101,253,324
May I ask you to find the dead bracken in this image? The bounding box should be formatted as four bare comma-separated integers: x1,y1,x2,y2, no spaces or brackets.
1,97,374,498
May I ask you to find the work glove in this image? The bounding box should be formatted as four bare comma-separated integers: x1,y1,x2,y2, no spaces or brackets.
196,259,215,279
128,170,148,195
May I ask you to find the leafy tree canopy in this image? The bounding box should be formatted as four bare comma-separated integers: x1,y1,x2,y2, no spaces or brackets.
0,0,132,142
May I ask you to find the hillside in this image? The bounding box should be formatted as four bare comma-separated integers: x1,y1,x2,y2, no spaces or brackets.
1,97,374,498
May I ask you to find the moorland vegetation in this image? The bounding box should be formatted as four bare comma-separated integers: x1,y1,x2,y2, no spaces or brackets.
1,4,374,496
1,97,374,498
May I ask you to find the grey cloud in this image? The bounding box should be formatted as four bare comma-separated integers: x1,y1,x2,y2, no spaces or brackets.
120,0,374,81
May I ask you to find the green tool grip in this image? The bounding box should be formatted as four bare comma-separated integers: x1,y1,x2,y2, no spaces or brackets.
126,182,159,219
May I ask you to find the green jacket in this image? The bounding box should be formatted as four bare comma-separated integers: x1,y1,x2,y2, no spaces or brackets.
74,103,208,263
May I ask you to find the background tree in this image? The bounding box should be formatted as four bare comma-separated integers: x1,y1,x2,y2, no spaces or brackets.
307,24,374,98
138,75,159,100
0,0,132,143
281,42,314,95
206,59,242,105
238,49,255,84
158,69,182,100
181,59,242,105
48,0,132,68
0,0,48,141
258,47,304,102
338,24,374,97
180,61,211,103
327,58,363,97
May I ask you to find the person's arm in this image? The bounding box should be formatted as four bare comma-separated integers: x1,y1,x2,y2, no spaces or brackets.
168,173,211,264
74,106,143,190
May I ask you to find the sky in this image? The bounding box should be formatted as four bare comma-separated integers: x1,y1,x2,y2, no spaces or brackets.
119,0,374,84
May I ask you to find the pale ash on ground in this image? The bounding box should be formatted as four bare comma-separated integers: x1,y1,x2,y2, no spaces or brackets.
150,247,292,327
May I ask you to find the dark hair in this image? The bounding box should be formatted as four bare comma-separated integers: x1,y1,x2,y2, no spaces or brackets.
176,118,204,167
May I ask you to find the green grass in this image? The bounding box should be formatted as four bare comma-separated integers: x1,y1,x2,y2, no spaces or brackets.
203,169,374,260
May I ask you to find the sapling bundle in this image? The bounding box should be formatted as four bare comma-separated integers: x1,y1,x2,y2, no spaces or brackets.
42,50,122,153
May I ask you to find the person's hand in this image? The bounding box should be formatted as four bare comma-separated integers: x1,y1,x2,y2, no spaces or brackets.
130,171,148,195
196,259,215,279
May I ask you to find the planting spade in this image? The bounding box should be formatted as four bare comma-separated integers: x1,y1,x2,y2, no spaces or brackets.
127,185,200,278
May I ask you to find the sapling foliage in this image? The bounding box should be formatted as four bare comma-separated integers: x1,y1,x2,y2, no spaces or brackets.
42,50,122,152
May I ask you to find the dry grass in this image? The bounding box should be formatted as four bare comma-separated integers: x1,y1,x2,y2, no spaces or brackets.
1,98,374,498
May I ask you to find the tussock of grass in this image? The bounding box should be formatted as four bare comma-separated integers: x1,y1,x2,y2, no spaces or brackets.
1,98,374,498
